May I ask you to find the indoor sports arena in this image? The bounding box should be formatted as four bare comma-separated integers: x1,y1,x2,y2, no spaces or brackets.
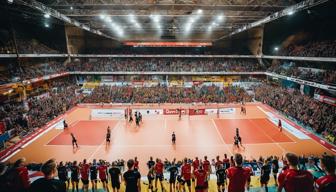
0,0,335,192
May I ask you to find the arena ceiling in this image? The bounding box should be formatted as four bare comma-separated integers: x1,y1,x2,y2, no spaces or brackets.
8,0,301,42
37,0,302,42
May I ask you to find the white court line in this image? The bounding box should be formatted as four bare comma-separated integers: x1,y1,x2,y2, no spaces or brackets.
257,106,296,143
211,119,233,156
248,119,287,154
257,105,335,153
44,121,80,146
87,120,122,161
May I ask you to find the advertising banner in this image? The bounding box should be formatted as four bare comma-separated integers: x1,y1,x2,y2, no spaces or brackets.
189,108,206,115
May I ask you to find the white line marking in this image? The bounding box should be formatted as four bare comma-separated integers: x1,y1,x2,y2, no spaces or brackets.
248,119,286,154
257,106,296,143
211,119,233,156
44,121,80,146
87,120,122,161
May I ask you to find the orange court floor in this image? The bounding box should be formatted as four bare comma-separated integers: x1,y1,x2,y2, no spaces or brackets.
4,102,334,173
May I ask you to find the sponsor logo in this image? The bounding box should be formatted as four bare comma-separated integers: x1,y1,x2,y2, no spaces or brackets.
219,108,235,114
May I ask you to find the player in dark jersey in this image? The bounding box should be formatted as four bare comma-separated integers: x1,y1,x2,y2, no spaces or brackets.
172,132,176,144
139,112,142,123
106,126,111,144
147,166,155,191
147,156,155,169
168,161,178,192
71,133,78,148
57,161,69,189
234,135,239,149
63,120,68,129
278,119,282,132
216,164,226,192
272,156,279,186
70,161,79,192
260,159,271,192
178,108,182,120
90,159,98,191
123,159,141,192
109,162,121,192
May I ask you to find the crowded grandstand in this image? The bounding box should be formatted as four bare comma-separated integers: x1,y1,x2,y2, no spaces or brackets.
0,0,336,192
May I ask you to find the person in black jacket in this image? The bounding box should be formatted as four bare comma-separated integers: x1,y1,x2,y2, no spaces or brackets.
29,159,66,192
57,161,69,189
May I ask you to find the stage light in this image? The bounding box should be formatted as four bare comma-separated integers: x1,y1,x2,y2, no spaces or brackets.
44,13,50,18
216,14,224,22
44,23,49,28
274,47,279,51
7,0,14,4
99,14,106,20
197,9,203,14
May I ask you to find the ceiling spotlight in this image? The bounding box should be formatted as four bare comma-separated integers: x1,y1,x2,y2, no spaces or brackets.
288,10,294,15
44,13,50,18
99,14,106,20
7,0,14,4
44,23,49,28
70,6,73,10
274,47,279,51
216,14,224,22
197,9,203,14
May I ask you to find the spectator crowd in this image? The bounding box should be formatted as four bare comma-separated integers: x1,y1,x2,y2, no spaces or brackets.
0,78,83,138
67,58,265,73
254,84,336,144
0,152,335,192
83,85,252,104
268,61,336,85
279,40,336,58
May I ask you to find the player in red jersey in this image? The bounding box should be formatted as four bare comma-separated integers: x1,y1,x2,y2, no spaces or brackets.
278,119,282,132
134,157,139,171
192,157,200,173
202,156,211,174
194,164,208,192
98,161,109,192
277,153,314,192
80,159,90,192
215,156,223,169
181,158,192,192
226,153,250,192
192,157,200,188
223,154,230,169
154,158,165,191
315,155,336,192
